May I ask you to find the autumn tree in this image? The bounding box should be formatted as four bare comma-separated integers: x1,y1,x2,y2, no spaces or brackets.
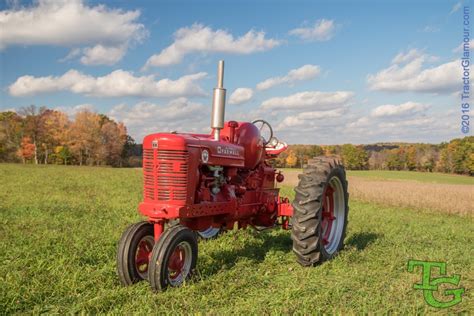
98,121,127,166
39,110,69,164
16,137,36,163
20,105,48,164
368,151,387,170
68,110,101,166
286,150,298,168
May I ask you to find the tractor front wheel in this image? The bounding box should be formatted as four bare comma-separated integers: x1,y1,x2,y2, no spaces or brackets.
291,157,349,266
148,225,198,291
116,221,155,285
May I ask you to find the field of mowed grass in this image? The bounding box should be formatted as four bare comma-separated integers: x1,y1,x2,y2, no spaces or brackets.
1,164,473,314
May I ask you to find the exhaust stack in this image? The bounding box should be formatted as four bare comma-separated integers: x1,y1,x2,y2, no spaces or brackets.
211,60,226,140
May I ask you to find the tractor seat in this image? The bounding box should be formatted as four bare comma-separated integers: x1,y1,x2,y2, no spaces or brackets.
266,140,288,155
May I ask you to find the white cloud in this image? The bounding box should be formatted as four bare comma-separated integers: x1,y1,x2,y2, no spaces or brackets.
256,64,321,90
59,48,82,62
80,45,127,66
450,2,462,14
143,23,281,68
453,39,473,53
346,100,435,142
277,108,346,129
0,0,147,65
228,88,254,105
54,103,95,118
109,98,209,140
261,91,354,110
420,25,439,33
367,49,459,93
9,70,207,98
391,49,423,64
378,117,435,129
347,116,370,128
348,101,430,129
289,19,335,41
371,102,430,118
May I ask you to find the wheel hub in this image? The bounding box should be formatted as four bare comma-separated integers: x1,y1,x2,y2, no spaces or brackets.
321,176,346,255
135,236,154,278
321,185,336,246
167,241,193,286
168,246,186,278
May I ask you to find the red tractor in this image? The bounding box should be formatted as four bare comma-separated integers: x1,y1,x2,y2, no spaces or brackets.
117,61,349,291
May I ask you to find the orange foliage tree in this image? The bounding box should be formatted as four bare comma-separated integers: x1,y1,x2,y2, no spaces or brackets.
17,137,36,163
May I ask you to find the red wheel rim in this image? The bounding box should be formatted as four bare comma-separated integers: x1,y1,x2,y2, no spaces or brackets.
135,237,154,277
321,185,336,246
168,245,186,280
167,241,193,286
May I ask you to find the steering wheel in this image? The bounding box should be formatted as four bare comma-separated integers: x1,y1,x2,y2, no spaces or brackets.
252,119,273,145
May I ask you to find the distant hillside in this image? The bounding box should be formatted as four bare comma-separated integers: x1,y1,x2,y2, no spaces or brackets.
127,137,473,175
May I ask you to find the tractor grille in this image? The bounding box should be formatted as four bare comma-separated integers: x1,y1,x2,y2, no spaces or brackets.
143,149,189,201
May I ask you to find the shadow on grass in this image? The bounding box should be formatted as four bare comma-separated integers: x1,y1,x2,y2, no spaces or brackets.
345,232,380,250
202,230,292,276
200,230,380,278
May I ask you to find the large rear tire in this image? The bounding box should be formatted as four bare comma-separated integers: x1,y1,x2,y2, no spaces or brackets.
117,221,155,285
291,157,349,266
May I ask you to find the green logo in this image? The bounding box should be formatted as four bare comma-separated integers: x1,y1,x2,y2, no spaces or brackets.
407,260,465,308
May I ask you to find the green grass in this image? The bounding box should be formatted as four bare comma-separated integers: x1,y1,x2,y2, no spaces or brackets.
1,164,473,314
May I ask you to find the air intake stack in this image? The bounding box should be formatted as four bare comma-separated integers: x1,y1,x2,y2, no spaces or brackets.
211,60,226,140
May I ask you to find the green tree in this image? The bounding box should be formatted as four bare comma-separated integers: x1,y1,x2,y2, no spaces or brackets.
386,148,403,170
341,144,368,170
0,111,23,162
438,137,473,174
406,145,417,171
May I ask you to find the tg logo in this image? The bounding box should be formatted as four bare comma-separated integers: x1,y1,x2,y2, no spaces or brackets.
407,260,464,308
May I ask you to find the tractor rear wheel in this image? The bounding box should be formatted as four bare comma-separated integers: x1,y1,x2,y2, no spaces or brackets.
148,225,198,291
291,157,349,266
117,221,154,285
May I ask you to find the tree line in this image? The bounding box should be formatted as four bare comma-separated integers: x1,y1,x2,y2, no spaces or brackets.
1,107,472,174
0,106,136,167
274,137,473,175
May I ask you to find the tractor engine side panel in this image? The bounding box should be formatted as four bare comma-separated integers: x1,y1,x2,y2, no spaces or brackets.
193,140,245,167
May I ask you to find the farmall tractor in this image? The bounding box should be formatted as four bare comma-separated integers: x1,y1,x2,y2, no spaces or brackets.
117,61,349,291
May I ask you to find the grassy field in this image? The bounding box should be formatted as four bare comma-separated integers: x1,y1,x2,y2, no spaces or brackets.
347,170,474,185
280,168,474,185
1,164,473,314
280,169,474,216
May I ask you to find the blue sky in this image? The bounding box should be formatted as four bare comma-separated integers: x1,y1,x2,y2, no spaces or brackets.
0,0,470,144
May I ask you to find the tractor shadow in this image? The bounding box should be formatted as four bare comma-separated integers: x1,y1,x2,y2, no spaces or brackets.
201,230,292,276
200,230,381,278
345,231,380,250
